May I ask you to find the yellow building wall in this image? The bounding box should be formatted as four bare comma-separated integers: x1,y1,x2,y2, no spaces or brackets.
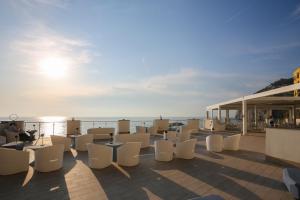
293,67,300,96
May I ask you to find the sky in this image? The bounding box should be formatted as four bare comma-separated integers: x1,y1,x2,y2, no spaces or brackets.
0,0,300,118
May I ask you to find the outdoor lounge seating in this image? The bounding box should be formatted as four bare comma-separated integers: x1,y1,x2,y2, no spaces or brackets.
163,131,177,142
204,119,226,131
87,144,112,169
175,139,197,159
114,133,150,148
117,119,130,134
136,126,147,133
87,128,114,140
186,119,200,133
117,142,141,166
177,131,191,142
148,119,169,134
34,144,64,172
154,140,174,161
283,168,300,199
0,147,29,175
75,134,94,151
50,135,71,151
206,134,223,152
223,134,241,151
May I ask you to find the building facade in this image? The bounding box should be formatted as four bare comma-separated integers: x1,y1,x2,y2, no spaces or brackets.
293,67,300,96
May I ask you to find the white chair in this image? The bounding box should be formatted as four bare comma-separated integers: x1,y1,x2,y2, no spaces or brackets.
118,119,130,134
75,134,94,151
87,128,115,140
213,120,226,131
136,126,147,133
0,136,6,145
87,144,112,169
149,119,169,134
34,144,64,172
223,134,241,151
186,119,200,133
163,131,177,143
135,133,150,148
0,148,29,175
50,135,71,151
154,140,174,162
114,133,150,148
178,131,191,142
117,142,141,167
175,139,197,159
206,134,223,152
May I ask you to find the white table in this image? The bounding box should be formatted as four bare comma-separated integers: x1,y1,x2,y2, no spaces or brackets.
105,142,123,162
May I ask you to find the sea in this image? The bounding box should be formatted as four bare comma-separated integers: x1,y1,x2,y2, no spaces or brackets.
0,116,205,137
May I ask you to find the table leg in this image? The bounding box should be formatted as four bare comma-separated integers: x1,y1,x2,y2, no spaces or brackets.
113,147,117,162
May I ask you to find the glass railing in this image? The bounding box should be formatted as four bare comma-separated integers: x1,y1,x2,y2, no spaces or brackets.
24,119,192,138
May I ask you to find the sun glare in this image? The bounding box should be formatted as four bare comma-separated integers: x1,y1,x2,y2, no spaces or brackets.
38,56,69,78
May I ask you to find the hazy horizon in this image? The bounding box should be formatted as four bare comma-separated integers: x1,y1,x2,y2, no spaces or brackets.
1,0,300,117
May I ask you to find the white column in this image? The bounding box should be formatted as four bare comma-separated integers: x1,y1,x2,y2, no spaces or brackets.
242,100,248,135
254,105,257,128
206,111,209,119
226,110,229,124
211,110,214,119
217,107,221,121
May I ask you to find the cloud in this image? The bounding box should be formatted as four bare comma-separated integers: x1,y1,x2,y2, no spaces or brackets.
11,24,95,75
225,10,243,24
112,68,202,96
18,0,69,8
292,3,300,19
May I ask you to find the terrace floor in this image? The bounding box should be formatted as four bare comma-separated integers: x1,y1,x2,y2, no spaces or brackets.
0,132,295,200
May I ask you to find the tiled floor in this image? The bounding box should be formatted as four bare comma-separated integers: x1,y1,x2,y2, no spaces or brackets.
0,132,295,200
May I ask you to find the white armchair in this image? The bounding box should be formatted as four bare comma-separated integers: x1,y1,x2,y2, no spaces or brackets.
50,135,71,151
0,148,29,175
114,133,150,148
117,142,141,167
186,119,200,133
136,126,147,134
223,134,241,151
134,133,150,148
0,136,6,145
175,139,197,159
206,134,223,152
87,144,112,169
34,144,64,172
154,140,174,162
117,119,130,134
75,134,94,151
149,119,169,134
87,128,114,140
177,131,191,142
163,131,177,143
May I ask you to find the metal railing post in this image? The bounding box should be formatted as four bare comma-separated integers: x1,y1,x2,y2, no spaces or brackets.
53,122,55,135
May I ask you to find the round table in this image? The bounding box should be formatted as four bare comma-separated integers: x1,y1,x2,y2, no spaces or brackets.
105,142,123,162
69,135,81,148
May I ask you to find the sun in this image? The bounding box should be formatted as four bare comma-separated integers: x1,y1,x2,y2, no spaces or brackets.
38,56,70,78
